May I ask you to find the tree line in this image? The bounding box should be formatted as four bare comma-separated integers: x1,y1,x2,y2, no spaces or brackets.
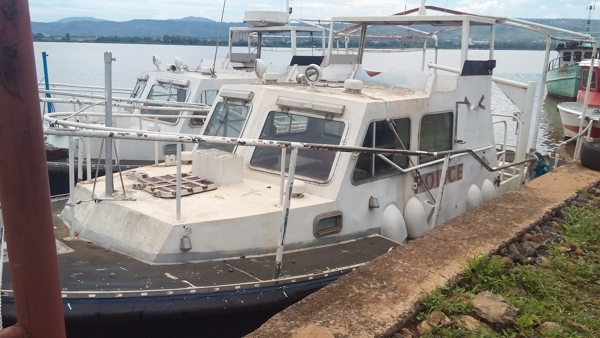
32,33,553,50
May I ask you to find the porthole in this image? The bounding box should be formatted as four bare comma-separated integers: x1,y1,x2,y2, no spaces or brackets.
313,211,343,238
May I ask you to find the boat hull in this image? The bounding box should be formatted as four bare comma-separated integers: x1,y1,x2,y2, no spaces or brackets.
1,276,335,324
557,102,600,139
1,197,396,335
546,65,580,100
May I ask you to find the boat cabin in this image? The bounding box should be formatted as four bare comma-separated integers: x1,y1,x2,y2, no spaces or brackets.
551,42,597,69
576,60,600,105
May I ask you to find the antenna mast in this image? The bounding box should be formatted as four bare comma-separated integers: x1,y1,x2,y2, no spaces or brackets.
587,0,597,33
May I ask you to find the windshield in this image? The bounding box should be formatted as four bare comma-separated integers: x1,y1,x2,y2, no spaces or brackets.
250,111,345,181
201,102,251,152
130,78,147,99
141,84,189,123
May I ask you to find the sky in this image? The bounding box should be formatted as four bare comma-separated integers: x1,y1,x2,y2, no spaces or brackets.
28,0,600,23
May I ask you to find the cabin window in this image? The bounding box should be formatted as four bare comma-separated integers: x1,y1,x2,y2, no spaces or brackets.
196,90,218,106
190,90,219,126
574,52,583,62
419,112,453,164
124,77,148,114
313,212,343,238
352,118,411,184
163,143,183,155
584,51,593,59
562,52,572,62
249,111,345,181
190,112,207,127
142,84,189,124
200,102,250,152
581,69,597,89
130,77,147,99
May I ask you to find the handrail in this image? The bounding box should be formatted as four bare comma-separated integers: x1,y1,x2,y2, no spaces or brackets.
547,57,561,71
493,120,508,181
44,114,206,134
40,82,132,92
44,126,536,173
42,100,209,114
553,120,594,170
39,90,207,109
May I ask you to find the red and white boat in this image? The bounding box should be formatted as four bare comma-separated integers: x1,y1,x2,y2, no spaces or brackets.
557,60,600,139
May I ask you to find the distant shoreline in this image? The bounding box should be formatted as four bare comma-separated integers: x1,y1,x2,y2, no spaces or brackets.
32,37,551,51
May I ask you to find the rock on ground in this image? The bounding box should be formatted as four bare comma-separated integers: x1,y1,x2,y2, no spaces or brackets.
537,322,562,335
472,291,519,329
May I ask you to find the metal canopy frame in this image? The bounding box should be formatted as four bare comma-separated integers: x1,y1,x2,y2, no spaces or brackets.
228,22,328,59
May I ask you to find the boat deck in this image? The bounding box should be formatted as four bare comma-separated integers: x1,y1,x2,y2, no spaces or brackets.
1,198,397,298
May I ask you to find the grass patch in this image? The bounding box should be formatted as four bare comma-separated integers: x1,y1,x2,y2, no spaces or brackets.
413,194,600,337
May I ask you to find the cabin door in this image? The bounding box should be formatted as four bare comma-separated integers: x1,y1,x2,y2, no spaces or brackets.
454,96,485,145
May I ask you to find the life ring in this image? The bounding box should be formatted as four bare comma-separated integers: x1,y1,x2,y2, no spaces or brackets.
581,141,600,172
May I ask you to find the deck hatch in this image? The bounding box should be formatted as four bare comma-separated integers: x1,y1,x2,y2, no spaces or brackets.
132,173,216,198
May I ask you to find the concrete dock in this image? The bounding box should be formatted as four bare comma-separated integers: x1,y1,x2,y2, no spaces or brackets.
247,162,600,338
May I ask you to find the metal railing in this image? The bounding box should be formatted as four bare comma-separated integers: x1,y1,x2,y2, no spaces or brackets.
553,120,594,170
44,124,537,280
492,113,525,184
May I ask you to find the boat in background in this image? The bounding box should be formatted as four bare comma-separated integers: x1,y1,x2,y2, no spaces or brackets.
546,5,598,100
557,59,600,140
546,41,596,100
40,9,328,195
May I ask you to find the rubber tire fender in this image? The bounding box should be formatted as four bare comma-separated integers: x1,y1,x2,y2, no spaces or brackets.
581,141,600,172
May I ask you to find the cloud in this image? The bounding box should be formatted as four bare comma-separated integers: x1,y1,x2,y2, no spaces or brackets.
453,0,510,16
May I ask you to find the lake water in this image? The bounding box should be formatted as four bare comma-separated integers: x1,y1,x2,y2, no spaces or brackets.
34,42,562,154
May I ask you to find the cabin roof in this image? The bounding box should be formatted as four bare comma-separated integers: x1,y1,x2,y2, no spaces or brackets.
143,69,256,82
331,14,496,27
245,82,429,104
229,25,326,34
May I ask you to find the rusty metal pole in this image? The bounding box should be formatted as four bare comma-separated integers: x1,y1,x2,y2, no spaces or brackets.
0,0,67,337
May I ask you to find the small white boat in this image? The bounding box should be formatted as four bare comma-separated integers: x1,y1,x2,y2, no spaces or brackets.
557,60,600,140
40,11,328,195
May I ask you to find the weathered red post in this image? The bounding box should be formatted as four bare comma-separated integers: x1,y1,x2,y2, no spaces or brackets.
0,0,67,337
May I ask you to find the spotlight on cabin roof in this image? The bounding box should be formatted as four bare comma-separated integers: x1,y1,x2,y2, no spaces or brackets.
152,55,161,71
254,59,267,80
174,57,184,73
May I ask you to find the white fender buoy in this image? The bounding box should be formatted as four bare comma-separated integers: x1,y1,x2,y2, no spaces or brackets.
404,197,428,239
381,204,408,243
481,179,497,203
466,184,484,211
